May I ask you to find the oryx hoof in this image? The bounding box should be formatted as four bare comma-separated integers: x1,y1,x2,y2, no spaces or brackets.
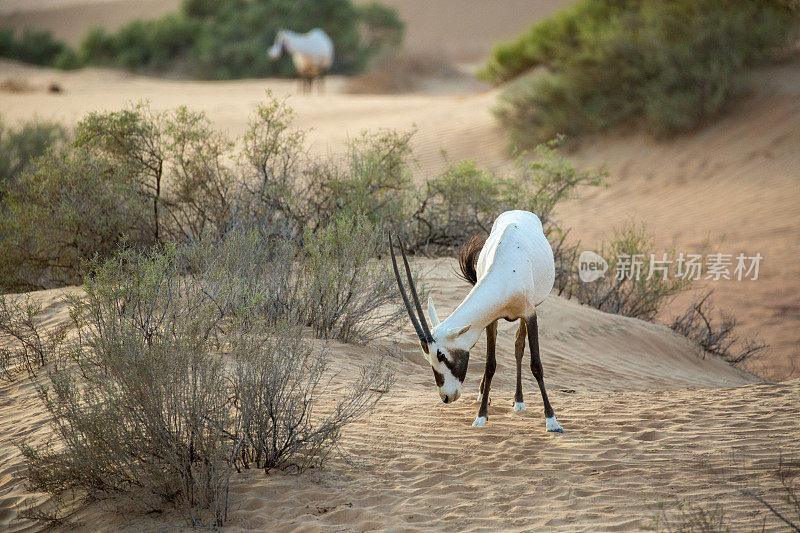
545,416,563,433
472,416,487,427
513,401,527,411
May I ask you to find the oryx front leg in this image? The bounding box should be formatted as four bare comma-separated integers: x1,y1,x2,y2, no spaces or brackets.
513,318,527,412
526,314,562,433
473,321,497,427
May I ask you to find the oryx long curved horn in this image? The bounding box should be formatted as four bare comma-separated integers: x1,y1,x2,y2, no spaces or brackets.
389,234,431,353
396,235,433,343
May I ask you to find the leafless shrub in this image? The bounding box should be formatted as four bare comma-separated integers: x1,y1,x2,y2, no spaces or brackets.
231,323,392,472
671,290,768,365
0,295,66,381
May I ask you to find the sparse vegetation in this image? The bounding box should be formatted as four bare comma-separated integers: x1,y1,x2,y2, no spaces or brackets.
0,295,67,381
17,231,393,526
0,96,606,292
559,221,690,321
482,0,800,145
671,290,768,364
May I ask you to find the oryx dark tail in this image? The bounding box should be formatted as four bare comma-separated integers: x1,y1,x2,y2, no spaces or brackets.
457,233,486,286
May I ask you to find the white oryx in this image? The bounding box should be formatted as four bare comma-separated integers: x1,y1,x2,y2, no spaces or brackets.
390,210,562,431
268,28,334,93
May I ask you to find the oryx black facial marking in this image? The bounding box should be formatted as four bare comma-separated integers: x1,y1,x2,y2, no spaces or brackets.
438,349,469,383
432,368,445,388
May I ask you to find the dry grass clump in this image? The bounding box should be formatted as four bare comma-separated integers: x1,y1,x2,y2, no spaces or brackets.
16,228,393,527
654,455,800,532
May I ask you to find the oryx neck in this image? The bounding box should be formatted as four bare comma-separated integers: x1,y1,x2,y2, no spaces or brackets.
437,274,509,347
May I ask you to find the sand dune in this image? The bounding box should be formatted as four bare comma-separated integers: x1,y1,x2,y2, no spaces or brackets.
1,1,799,529
2,55,798,378
2,262,798,532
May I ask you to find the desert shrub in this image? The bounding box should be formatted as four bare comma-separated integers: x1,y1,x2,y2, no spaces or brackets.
357,2,404,59
408,138,607,254
75,103,235,243
0,295,67,381
0,147,150,289
0,96,605,294
301,213,404,342
76,0,403,79
231,322,392,471
483,0,799,144
564,222,690,321
0,29,78,68
0,102,239,291
671,290,768,364
0,117,69,202
18,235,393,526
237,99,416,234
19,246,236,526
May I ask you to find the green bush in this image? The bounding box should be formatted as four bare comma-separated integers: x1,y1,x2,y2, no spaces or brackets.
483,0,799,144
0,97,607,292
0,29,78,68
0,117,69,202
75,0,404,78
0,147,150,289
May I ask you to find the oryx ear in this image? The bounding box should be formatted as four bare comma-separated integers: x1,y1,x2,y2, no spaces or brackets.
446,324,471,339
428,297,440,327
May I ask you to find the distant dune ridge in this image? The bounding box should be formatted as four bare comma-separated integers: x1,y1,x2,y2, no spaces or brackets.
1,0,799,530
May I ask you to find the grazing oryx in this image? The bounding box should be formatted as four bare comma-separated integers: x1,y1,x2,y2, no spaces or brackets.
390,210,562,431
268,28,334,93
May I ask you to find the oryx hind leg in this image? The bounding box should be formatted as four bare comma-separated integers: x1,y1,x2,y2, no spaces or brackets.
473,320,497,426
526,313,562,433
513,318,527,412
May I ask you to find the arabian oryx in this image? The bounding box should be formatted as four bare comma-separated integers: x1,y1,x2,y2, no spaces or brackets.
268,28,334,93
390,210,562,431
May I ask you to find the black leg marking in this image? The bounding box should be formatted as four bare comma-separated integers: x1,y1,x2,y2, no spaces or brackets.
477,320,498,420
526,314,555,420
514,318,526,404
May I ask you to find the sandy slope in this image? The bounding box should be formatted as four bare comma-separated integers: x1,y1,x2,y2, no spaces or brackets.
5,261,799,532
2,55,798,378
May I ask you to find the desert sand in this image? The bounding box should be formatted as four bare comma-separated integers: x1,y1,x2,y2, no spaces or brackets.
1,0,800,530
0,263,797,532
